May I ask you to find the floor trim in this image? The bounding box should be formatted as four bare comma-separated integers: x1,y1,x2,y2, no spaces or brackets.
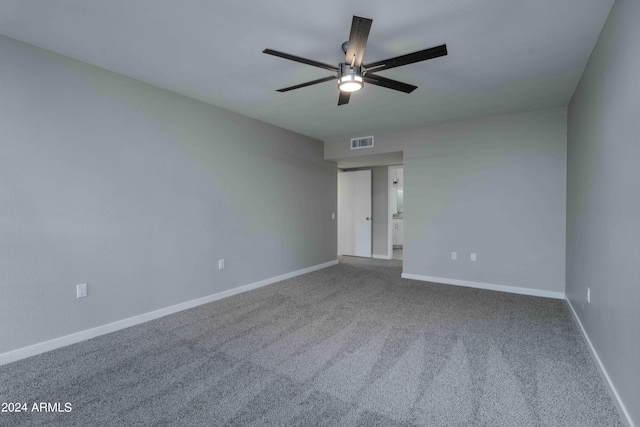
372,254,392,260
401,273,565,299
566,299,634,427
0,260,339,366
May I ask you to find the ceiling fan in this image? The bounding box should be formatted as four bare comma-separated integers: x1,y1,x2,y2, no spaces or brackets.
263,16,447,106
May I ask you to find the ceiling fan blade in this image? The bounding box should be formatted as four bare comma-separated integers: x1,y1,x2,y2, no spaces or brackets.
364,44,447,72
363,74,417,93
338,91,351,106
263,49,339,72
276,75,337,92
345,16,373,67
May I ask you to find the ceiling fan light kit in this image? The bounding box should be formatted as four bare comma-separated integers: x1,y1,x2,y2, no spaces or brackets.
338,65,363,92
263,15,447,105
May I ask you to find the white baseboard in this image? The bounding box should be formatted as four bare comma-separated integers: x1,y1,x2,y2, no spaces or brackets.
566,299,634,427
0,260,338,366
400,273,565,300
372,254,392,260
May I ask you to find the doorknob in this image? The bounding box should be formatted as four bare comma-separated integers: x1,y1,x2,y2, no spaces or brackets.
366,217,371,220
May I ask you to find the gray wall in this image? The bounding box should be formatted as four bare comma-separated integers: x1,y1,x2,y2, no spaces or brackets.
327,108,567,293
0,35,337,355
567,0,639,423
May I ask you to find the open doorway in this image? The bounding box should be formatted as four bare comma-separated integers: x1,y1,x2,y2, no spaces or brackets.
335,152,403,261
388,165,403,260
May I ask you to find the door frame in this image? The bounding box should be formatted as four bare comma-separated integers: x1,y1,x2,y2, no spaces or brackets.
338,169,372,257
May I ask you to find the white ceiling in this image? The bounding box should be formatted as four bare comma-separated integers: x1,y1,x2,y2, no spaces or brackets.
0,1,614,141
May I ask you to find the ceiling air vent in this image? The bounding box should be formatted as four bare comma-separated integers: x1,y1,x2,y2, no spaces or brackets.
350,136,374,150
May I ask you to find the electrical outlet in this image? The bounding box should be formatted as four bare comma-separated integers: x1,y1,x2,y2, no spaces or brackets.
471,253,477,262
76,283,87,299
587,288,591,304
451,252,457,260
332,213,335,220
218,259,225,270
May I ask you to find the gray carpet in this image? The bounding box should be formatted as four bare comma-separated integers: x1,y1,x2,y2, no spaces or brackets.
0,257,623,426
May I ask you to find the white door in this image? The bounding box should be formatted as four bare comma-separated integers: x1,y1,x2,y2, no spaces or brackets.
339,170,372,257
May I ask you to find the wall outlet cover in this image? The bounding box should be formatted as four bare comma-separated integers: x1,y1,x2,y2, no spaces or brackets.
76,283,87,298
